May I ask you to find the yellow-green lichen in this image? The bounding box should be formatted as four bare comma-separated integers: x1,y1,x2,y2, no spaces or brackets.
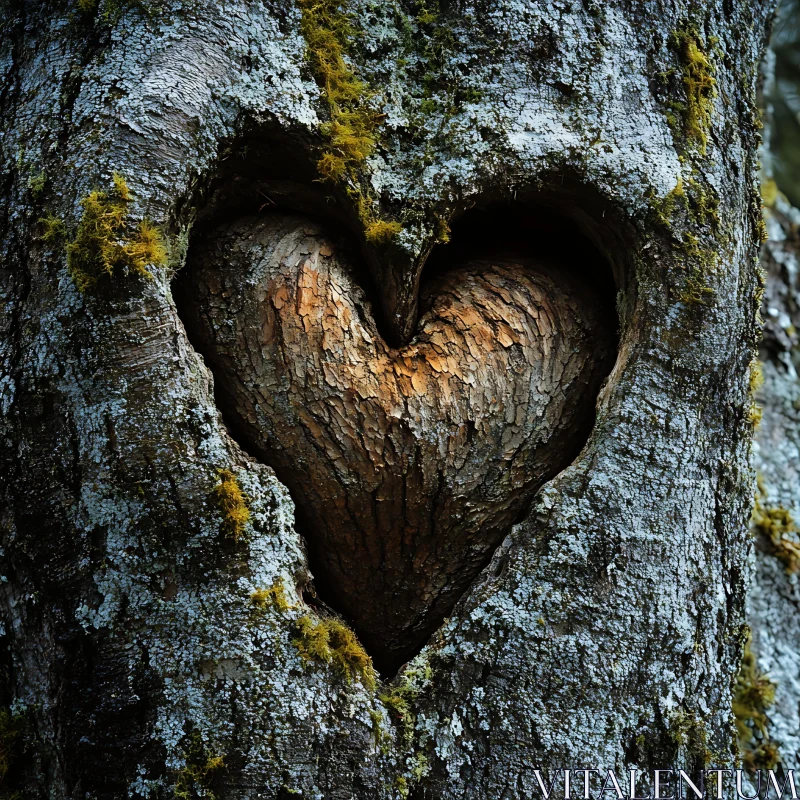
671,29,716,153
297,0,376,182
678,263,715,306
66,173,167,292
214,469,250,541
251,579,291,612
363,218,403,244
653,177,686,227
27,170,46,199
752,479,800,572
38,214,66,243
747,359,764,427
293,614,376,691
649,170,722,307
749,359,764,395
174,731,225,800
756,213,769,244
669,710,713,765
686,176,720,228
733,635,781,772
762,178,779,209
297,0,401,243
378,660,432,749
435,215,451,244
368,708,387,748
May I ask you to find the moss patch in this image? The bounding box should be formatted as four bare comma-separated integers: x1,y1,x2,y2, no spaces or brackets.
293,614,376,692
298,0,376,182
668,710,713,765
762,178,779,209
671,29,716,153
213,469,250,541
66,173,167,292
297,0,401,243
733,635,781,772
251,579,292,612
27,170,47,199
38,214,66,243
174,731,225,800
752,486,800,573
378,660,432,749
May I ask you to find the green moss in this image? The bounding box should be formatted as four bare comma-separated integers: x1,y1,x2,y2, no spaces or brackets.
396,776,409,798
378,660,432,748
678,264,715,306
733,635,781,772
649,172,721,301
174,731,225,800
435,215,451,244
66,173,167,292
669,711,713,765
27,170,46,199
654,177,686,227
251,579,291,612
752,479,800,572
671,29,716,153
756,213,769,244
213,469,250,541
686,176,720,228
297,0,400,244
293,615,376,692
364,219,403,244
762,178,779,209
749,359,764,395
369,708,383,744
38,214,66,243
297,0,376,182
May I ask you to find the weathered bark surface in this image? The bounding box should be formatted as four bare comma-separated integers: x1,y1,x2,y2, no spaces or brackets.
0,0,775,798
748,195,800,766
177,213,615,670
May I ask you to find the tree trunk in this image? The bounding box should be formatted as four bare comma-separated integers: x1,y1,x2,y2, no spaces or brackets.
0,1,776,798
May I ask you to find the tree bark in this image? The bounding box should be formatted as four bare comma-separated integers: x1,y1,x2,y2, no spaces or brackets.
0,1,776,798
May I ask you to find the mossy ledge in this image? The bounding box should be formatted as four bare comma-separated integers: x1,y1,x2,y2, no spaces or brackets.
292,614,376,692
66,173,167,292
296,0,402,244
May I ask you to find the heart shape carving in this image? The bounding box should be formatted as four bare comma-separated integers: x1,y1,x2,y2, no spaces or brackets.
179,213,615,671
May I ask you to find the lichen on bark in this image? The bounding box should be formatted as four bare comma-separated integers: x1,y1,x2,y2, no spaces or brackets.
0,0,777,797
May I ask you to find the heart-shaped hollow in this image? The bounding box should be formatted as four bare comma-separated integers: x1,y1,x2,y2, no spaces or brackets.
178,213,616,672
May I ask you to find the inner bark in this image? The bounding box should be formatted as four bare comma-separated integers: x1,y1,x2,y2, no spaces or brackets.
176,210,617,672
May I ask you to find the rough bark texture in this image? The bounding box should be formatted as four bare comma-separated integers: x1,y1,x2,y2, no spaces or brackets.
177,213,615,670
748,195,800,768
0,1,775,798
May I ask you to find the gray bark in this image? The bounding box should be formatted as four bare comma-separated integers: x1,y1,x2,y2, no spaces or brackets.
0,1,776,798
